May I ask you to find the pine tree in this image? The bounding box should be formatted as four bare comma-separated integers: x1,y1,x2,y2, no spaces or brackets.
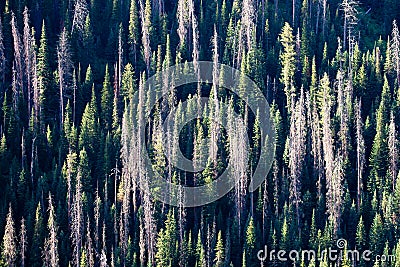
244,216,256,267
139,0,153,72
72,0,89,38
163,35,172,69
355,99,365,211
57,27,73,130
71,169,84,267
355,216,366,249
395,239,400,267
320,72,342,234
79,86,99,158
101,64,113,131
155,210,177,266
279,22,296,109
391,20,400,84
388,111,398,190
0,16,5,87
196,231,206,267
341,0,359,51
37,22,53,130
369,213,384,255
151,107,166,182
129,0,140,65
30,203,45,267
10,12,23,104
82,15,95,67
43,193,59,267
288,89,306,234
1,205,16,266
121,63,136,102
369,75,390,194
176,0,189,53
214,231,224,267
19,217,27,267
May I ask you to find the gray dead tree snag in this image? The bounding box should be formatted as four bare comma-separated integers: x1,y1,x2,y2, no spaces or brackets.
388,111,399,191
226,99,248,236
391,20,400,84
177,0,199,62
139,0,152,73
2,205,16,266
11,12,24,107
23,8,35,119
71,172,83,266
57,28,73,131
20,217,27,267
288,88,307,236
355,99,365,212
43,193,59,267
0,16,5,88
341,0,359,51
209,26,220,170
321,72,343,235
241,0,256,52
72,0,89,37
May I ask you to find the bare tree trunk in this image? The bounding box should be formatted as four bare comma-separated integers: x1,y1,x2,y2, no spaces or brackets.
288,89,307,236
0,16,5,88
23,8,32,120
355,99,364,212
389,112,398,191
19,218,27,267
139,0,151,73
57,28,72,131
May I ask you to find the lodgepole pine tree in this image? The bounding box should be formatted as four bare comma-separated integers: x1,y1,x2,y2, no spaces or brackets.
101,64,113,131
37,22,53,130
1,205,16,266
30,203,45,267
279,22,296,109
214,231,224,267
43,193,59,267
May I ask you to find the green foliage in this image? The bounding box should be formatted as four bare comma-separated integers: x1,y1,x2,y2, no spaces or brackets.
155,210,177,267
279,22,296,109
101,64,113,131
79,86,99,158
370,213,385,255
214,231,224,267
37,22,54,130
0,1,399,267
1,206,16,266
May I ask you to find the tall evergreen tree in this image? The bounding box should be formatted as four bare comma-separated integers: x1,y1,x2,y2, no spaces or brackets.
129,0,140,66
101,64,113,131
43,193,59,267
279,22,296,110
30,203,45,267
214,231,224,267
37,22,53,130
1,205,16,266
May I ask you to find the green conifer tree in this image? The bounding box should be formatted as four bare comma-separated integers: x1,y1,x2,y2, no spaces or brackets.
101,64,113,131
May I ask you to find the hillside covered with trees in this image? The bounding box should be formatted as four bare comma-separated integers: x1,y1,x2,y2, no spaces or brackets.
1,0,400,266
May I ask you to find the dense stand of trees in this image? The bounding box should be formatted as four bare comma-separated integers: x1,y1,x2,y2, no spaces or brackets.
0,0,400,266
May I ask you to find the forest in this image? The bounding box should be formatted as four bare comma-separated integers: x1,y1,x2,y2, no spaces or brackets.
1,0,400,266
